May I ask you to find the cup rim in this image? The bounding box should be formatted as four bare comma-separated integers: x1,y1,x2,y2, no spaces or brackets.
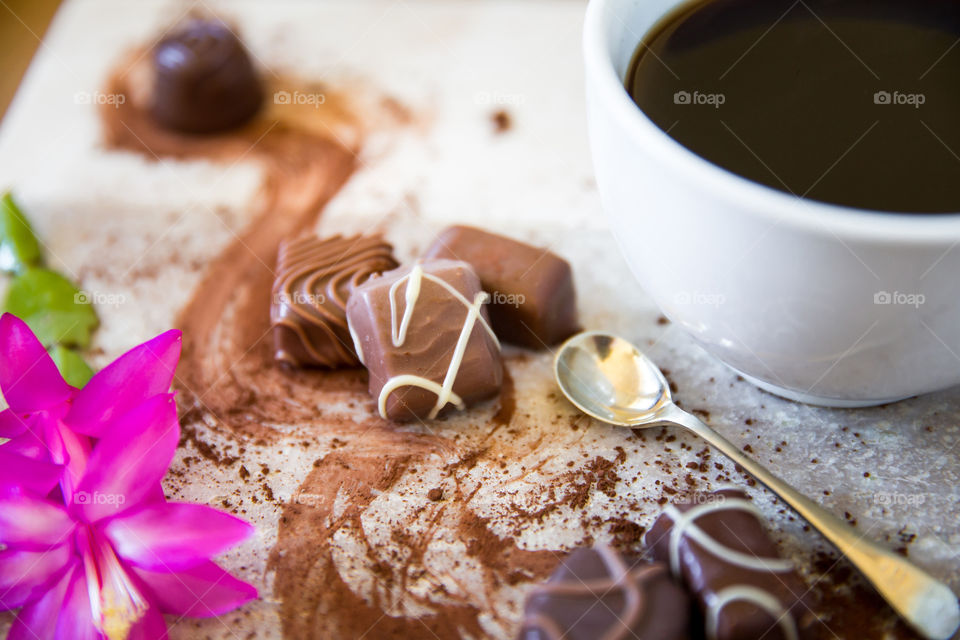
583,0,960,243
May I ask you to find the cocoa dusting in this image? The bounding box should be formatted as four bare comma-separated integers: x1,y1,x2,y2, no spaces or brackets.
691,408,710,421
607,518,646,552
269,443,557,639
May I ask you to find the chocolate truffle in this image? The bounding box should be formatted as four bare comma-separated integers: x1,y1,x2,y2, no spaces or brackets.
345,259,503,422
271,233,398,368
646,488,816,640
519,545,690,640
151,20,262,133
423,225,579,349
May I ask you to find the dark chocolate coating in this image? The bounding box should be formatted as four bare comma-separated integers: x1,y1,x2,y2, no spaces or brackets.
423,225,579,349
271,234,398,368
646,489,816,640
151,20,262,133
519,546,691,640
345,259,502,422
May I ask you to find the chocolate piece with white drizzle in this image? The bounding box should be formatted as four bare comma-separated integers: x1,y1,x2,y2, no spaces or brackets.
646,488,816,640
519,545,690,640
271,233,398,368
345,259,502,421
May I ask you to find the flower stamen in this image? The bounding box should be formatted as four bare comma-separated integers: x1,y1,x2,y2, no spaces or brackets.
82,530,148,640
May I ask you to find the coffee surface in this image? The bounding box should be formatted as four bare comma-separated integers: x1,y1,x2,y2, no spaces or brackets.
627,0,960,213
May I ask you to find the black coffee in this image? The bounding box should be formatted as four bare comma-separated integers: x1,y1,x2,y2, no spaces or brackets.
626,0,960,213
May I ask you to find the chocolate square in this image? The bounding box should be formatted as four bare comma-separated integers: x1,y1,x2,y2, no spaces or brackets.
520,546,690,640
345,259,503,421
271,234,398,368
423,225,579,349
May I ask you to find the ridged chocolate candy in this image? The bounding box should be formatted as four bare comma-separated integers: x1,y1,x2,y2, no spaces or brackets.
272,234,398,368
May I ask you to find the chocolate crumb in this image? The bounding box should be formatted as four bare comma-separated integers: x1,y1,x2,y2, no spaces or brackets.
491,109,512,133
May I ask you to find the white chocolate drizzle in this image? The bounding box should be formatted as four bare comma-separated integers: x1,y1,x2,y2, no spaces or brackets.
706,586,799,640
663,498,798,640
664,500,796,575
378,264,499,419
522,544,663,640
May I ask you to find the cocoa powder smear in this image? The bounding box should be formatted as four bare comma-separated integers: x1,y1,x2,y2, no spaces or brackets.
99,54,919,640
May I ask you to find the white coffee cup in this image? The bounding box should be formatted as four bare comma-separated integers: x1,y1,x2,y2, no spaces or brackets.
583,0,960,406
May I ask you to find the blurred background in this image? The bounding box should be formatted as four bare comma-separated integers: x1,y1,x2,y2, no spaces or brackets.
0,0,61,118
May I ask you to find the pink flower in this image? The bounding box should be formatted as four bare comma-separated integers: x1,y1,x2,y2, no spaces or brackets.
0,313,181,496
0,394,257,640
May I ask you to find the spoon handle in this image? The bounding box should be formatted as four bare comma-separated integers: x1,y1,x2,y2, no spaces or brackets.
662,404,959,640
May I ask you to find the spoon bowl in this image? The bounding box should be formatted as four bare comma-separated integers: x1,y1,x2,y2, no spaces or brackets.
554,330,960,640
555,330,672,425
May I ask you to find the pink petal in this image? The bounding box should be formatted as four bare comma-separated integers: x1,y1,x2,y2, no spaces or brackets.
126,605,169,640
106,502,253,572
7,563,71,640
0,449,62,496
72,394,180,522
54,563,100,640
45,425,92,499
1,428,50,461
0,409,31,438
66,330,182,437
0,313,73,412
134,561,258,617
0,491,74,550
0,544,73,610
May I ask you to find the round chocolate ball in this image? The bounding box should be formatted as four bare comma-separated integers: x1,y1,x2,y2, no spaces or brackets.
150,20,263,134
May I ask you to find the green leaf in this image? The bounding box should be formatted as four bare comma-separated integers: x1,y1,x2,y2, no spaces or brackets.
0,192,42,273
48,344,94,387
3,267,99,348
